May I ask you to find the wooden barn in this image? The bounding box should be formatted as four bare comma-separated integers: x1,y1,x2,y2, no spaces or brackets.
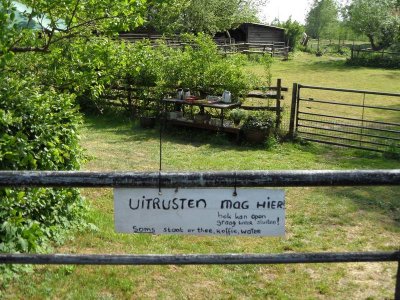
119,22,288,57
214,23,286,45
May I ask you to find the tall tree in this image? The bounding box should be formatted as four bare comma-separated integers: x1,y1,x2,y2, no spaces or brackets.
272,17,305,51
146,0,268,35
305,0,339,52
346,0,400,50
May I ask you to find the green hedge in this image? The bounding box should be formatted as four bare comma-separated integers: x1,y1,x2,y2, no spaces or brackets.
0,77,86,254
65,34,257,113
347,55,400,69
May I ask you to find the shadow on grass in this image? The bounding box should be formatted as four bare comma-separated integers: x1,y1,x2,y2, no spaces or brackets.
293,141,400,225
383,71,400,80
325,185,400,227
83,112,400,165
304,59,361,72
82,112,268,152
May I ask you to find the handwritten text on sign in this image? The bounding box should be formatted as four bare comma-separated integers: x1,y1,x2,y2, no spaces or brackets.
114,188,285,236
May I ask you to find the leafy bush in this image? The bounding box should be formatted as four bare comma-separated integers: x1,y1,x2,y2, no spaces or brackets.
241,111,275,132
157,34,254,101
274,18,305,51
347,54,400,69
63,34,255,115
228,109,247,125
0,76,86,255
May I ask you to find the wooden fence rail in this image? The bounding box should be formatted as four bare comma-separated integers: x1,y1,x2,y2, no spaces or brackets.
102,79,288,130
0,252,398,265
1,170,400,188
351,47,400,59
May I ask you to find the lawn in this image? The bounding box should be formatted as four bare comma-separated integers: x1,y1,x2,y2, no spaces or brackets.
4,53,400,299
247,52,400,150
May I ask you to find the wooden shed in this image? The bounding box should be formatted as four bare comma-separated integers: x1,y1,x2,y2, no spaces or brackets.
215,23,286,45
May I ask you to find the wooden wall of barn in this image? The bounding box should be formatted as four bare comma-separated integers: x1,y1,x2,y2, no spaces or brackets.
245,24,285,44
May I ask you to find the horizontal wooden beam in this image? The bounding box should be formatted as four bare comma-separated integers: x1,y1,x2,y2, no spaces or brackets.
246,94,284,100
251,87,289,92
240,105,283,112
0,252,398,265
1,170,400,188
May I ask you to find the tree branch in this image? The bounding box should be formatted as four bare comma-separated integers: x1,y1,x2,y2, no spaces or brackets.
67,0,81,30
7,47,50,53
68,15,123,31
50,32,79,45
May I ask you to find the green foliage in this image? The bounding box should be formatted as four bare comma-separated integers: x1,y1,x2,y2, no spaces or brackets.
0,80,82,171
228,108,247,123
347,53,400,69
241,111,274,132
260,55,273,87
147,0,265,35
0,0,148,59
0,0,17,66
26,34,255,115
273,18,305,51
65,34,255,113
305,0,339,48
346,0,400,50
384,142,400,159
157,34,254,100
0,76,87,255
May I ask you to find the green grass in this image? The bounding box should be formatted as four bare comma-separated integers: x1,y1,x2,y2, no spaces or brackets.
3,53,400,299
246,52,400,150
248,51,400,93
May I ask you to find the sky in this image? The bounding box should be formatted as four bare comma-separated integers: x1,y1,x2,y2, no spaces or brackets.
259,0,348,25
259,0,311,24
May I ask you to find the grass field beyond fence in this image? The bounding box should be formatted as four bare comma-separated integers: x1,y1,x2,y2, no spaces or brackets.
3,52,400,299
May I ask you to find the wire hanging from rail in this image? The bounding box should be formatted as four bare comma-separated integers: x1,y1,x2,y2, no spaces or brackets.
233,171,238,197
158,104,165,195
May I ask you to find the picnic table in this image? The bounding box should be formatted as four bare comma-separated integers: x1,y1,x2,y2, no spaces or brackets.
162,98,241,136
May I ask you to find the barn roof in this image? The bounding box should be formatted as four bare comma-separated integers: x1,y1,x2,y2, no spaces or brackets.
240,22,285,31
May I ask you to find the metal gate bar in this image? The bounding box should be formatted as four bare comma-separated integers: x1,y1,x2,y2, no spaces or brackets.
297,117,400,135
297,85,400,97
299,97,400,112
289,84,400,153
299,111,400,128
299,124,400,142
297,131,390,147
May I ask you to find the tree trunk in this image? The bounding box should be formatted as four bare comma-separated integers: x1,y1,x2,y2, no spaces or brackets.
367,34,385,51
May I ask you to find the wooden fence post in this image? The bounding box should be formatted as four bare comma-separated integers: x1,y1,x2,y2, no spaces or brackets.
276,79,282,130
289,83,299,139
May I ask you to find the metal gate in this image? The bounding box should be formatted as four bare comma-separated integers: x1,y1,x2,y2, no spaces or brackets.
0,170,399,298
289,84,400,152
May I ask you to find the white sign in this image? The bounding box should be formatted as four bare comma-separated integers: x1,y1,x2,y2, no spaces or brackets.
114,188,285,237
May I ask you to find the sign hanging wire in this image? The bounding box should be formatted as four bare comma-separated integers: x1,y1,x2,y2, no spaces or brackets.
233,171,238,197
158,105,164,195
